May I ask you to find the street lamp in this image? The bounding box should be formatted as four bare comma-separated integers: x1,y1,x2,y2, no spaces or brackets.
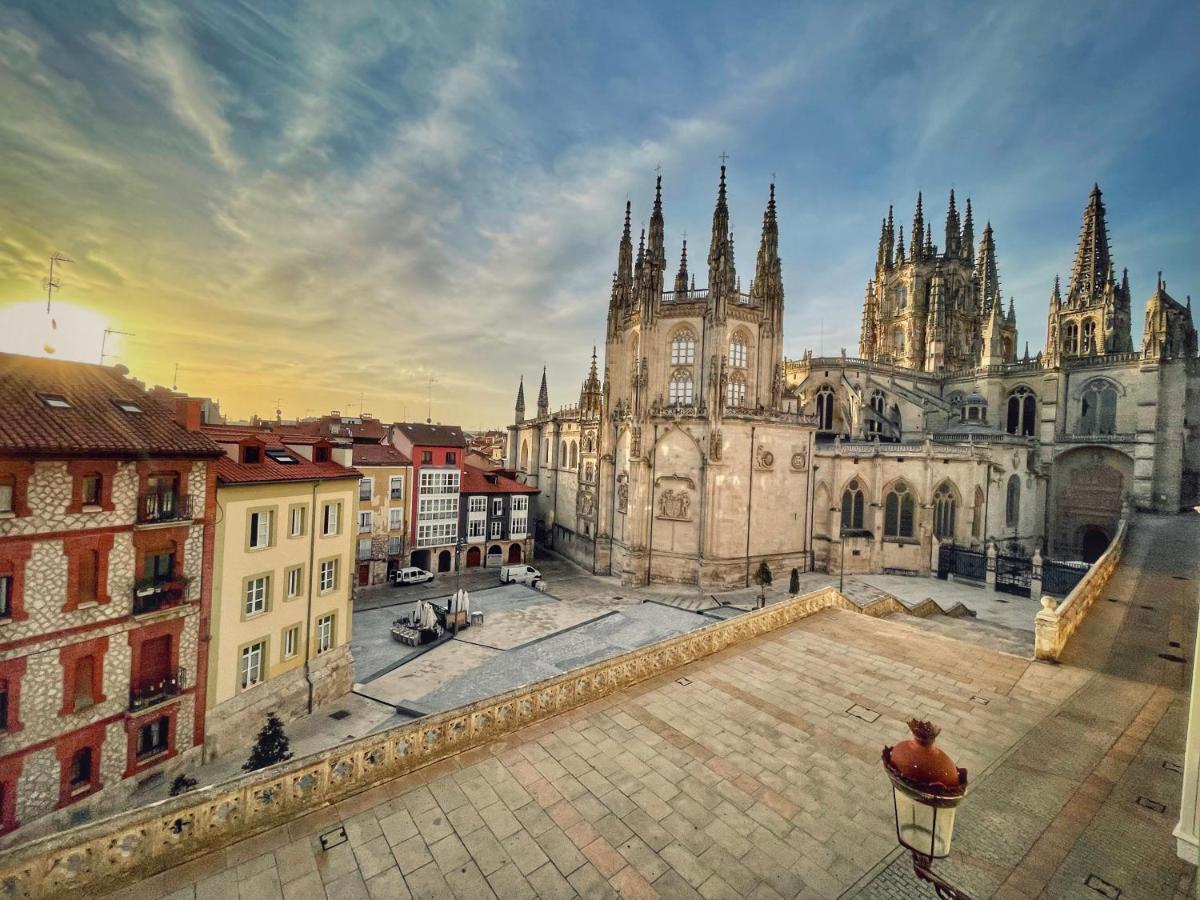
839,524,846,593
882,719,973,899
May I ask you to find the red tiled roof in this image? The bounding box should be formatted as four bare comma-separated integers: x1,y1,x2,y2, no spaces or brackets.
465,449,501,471
202,425,360,485
391,422,467,448
460,466,539,495
0,353,222,458
352,444,411,466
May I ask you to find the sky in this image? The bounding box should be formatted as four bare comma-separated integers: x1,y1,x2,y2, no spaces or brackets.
0,1,1197,429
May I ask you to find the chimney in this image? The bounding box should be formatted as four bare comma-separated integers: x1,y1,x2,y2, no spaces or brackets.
173,397,202,432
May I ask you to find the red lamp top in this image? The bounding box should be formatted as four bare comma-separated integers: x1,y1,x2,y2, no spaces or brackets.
882,719,968,797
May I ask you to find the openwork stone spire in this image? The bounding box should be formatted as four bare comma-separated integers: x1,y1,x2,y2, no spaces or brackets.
943,189,960,259
911,192,925,262
537,367,549,418
514,375,525,424
751,183,783,312
975,221,1001,314
1067,183,1114,307
675,240,689,294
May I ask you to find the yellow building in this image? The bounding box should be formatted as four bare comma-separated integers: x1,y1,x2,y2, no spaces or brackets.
351,444,412,587
201,426,358,760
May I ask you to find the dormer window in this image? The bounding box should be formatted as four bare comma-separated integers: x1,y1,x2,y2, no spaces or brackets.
314,445,330,463
241,444,262,464
40,394,71,409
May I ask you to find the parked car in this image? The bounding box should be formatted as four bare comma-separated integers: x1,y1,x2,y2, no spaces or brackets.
500,564,542,586
392,567,434,586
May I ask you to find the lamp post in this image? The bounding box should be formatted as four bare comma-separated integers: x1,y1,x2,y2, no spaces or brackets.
882,719,973,899
839,524,846,593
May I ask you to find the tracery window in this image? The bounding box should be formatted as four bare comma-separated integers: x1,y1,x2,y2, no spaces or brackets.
1082,319,1096,354
933,482,956,540
816,385,835,431
1079,380,1117,435
1005,475,1021,528
1064,322,1078,355
972,486,984,539
1006,387,1037,437
560,440,567,465
841,479,865,532
520,440,528,470
668,371,694,406
729,336,748,369
868,389,886,437
570,441,578,469
670,331,696,365
726,376,746,408
884,482,915,539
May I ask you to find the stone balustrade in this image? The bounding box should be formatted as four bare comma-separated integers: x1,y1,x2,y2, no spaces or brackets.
1034,516,1129,661
0,585,912,899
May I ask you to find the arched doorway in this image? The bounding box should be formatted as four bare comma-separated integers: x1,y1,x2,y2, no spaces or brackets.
437,550,452,573
507,543,523,564
1080,527,1110,563
465,546,481,568
486,544,502,567
1050,447,1132,559
410,549,430,571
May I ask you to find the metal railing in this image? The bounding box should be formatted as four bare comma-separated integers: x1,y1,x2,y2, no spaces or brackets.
136,492,193,525
129,671,183,712
131,576,190,615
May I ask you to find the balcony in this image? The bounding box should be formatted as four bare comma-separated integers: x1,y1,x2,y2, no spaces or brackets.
137,492,193,525
129,670,183,712
132,575,191,615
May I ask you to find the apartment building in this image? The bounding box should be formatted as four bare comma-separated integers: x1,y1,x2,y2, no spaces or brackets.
351,444,411,586
387,423,466,574
0,354,221,840
459,466,539,567
201,427,357,759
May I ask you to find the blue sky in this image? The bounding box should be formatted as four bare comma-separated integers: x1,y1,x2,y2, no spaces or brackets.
0,1,1196,427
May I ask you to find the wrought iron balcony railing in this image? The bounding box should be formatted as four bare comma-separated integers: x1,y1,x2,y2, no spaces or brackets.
129,670,183,712
132,575,191,615
136,492,193,525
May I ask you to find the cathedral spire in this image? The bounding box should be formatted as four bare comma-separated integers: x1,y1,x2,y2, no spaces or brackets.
975,221,1001,313
944,189,960,258
961,198,974,261
675,240,689,295
708,164,736,312
1067,182,1114,308
1007,296,1016,324
537,367,549,418
578,347,602,418
514,375,525,425
640,175,667,321
876,216,889,272
896,225,906,263
634,227,645,282
610,200,634,324
911,192,925,262
751,182,783,312
925,223,934,257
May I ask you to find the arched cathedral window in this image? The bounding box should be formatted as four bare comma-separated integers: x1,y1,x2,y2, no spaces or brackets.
726,375,746,408
668,371,694,406
868,389,886,437
560,440,567,465
1080,380,1117,435
884,482,915,539
1006,387,1037,437
841,479,864,532
670,331,695,365
815,385,835,432
1005,475,1021,529
570,441,578,469
1081,319,1096,353
1064,322,1078,354
972,486,984,540
893,327,905,352
544,439,550,464
933,482,956,540
729,335,748,369
520,440,529,471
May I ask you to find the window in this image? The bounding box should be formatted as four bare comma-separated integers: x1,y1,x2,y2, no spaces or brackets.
490,520,502,538
316,614,334,654
290,506,306,537
492,498,503,516
0,575,9,619
446,452,457,465
0,678,9,731
421,450,432,464
245,576,268,616
388,536,402,555
570,441,578,469
1080,381,1118,435
468,519,485,538
668,371,694,406
933,482,957,540
1064,321,1078,354
560,440,568,465
389,508,404,531
1082,319,1096,354
249,510,272,549
816,385,835,431
265,448,297,465
319,559,337,593
469,496,486,513
0,477,12,514
146,549,174,580
358,538,372,559
520,440,529,470
893,327,905,351
359,477,373,501
115,400,142,414
282,626,299,660
72,656,96,710
895,286,907,309
314,445,330,463
136,717,169,759
972,486,984,539
1006,475,1021,528
512,496,528,511
358,511,372,533
1006,388,1037,437
543,440,549,464
841,480,865,531
286,566,302,599
729,337,748,369
81,474,101,507
726,378,746,408
389,476,404,500
40,393,71,409
78,550,100,605
868,390,886,437
69,748,92,790
242,444,262,464
511,515,527,535
240,642,264,690
884,482,915,539
670,331,695,365
322,502,340,536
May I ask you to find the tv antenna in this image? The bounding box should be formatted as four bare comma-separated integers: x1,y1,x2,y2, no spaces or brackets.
426,375,438,424
100,328,135,364
44,253,72,314
172,362,180,390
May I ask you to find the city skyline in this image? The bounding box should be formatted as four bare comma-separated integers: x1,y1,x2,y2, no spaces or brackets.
0,0,1197,426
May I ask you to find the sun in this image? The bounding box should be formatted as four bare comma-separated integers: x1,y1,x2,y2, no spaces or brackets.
0,300,113,364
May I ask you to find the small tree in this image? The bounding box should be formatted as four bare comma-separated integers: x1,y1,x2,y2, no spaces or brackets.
169,773,198,796
243,712,293,772
753,559,773,596
789,567,800,596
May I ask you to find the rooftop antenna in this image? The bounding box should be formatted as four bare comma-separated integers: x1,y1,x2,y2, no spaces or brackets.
426,375,438,424
172,362,180,391
42,253,72,353
100,328,135,364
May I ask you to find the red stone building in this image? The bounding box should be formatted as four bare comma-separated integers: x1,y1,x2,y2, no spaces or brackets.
387,423,466,573
0,354,220,840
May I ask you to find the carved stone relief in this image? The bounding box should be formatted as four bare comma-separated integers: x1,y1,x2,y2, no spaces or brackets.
657,489,691,521
755,445,775,469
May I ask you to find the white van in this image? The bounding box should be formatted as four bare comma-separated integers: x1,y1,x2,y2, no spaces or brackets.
500,564,542,586
392,566,434,586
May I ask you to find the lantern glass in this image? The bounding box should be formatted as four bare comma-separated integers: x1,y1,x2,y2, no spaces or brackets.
892,786,956,859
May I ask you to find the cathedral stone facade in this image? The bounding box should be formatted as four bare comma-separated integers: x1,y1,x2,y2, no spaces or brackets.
509,175,1198,588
